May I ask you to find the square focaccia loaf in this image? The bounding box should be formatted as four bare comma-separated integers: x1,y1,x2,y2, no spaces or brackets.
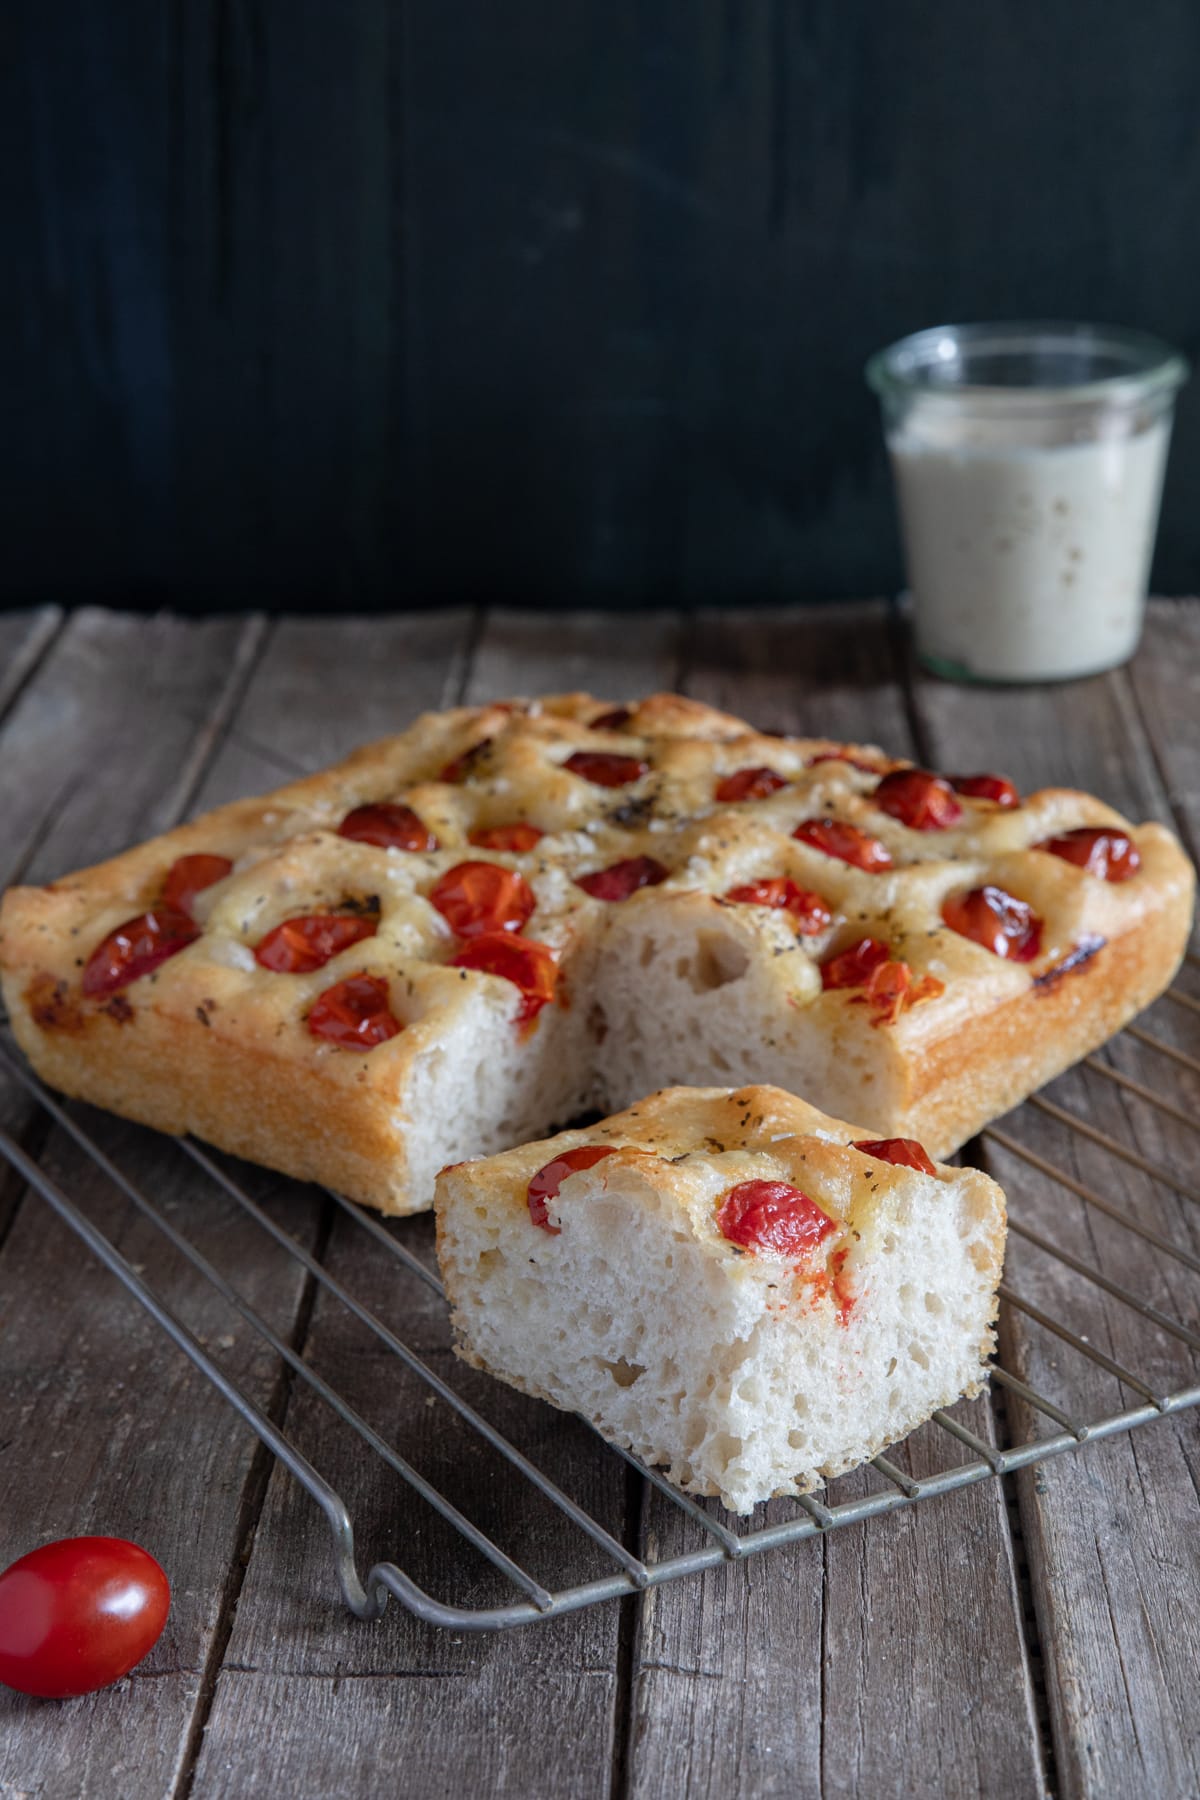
435,1085,1007,1512
0,691,1192,1215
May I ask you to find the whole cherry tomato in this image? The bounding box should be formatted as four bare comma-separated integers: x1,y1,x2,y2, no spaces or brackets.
0,1536,170,1698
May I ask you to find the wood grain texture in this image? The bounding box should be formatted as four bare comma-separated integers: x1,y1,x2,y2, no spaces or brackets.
463,607,683,705
622,603,1046,1800
0,1129,324,1800
11,7,1200,607
185,609,682,1800
1126,598,1200,869
0,606,63,720
3,607,1199,1800
0,609,261,1213
911,615,1200,1800
0,612,303,1800
0,613,473,1800
171,2,402,608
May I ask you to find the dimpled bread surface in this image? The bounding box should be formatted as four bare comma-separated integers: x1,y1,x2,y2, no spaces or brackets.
0,691,1192,1214
435,1085,1007,1513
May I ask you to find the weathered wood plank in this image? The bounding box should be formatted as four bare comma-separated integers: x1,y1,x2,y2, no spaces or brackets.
172,1,400,608
0,612,300,1800
0,613,474,1800
463,606,683,704
0,606,63,721
1126,597,1200,869
626,604,1045,1800
0,1125,324,1800
187,610,684,1800
0,610,261,1228
911,609,1200,1800
186,610,477,809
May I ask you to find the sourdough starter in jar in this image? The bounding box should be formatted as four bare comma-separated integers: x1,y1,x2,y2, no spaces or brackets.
890,410,1171,682
867,324,1187,684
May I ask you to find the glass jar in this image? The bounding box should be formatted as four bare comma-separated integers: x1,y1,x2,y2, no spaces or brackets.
866,322,1188,682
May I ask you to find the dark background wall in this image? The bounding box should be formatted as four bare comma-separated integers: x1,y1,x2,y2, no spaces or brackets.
7,2,1200,612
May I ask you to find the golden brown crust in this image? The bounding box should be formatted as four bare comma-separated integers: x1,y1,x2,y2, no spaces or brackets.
435,1080,1008,1274
1,692,1193,1212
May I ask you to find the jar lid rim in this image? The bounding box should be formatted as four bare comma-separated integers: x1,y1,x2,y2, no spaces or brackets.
866,321,1189,407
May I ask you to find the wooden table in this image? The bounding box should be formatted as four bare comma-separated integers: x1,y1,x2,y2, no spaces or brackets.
1,602,1197,1800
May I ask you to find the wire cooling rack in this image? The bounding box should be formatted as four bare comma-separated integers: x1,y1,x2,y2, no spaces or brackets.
2,959,1199,1633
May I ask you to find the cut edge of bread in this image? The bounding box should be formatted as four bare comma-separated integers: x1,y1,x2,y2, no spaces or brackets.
435,1085,1007,1513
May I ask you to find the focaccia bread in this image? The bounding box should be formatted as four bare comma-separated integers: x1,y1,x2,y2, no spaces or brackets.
435,1085,1007,1512
0,692,1192,1214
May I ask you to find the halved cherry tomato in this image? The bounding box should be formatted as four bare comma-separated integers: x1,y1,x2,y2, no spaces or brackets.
943,885,1043,960
161,853,233,918
1035,826,1141,883
562,750,648,788
723,878,832,936
450,933,559,1026
467,822,545,854
254,913,377,973
793,818,893,872
575,856,669,901
807,749,890,775
717,1180,836,1257
430,861,536,937
338,802,438,852
852,1137,937,1175
591,707,632,731
527,1143,617,1232
0,1536,170,1698
820,938,943,1023
820,937,892,990
873,769,962,831
82,909,200,998
949,773,1020,808
307,973,401,1048
714,766,788,803
439,739,492,783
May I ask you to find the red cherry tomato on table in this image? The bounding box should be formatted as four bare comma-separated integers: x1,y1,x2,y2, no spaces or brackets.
873,769,963,831
943,885,1043,961
527,1144,618,1232
1035,826,1141,883
161,853,233,918
793,818,894,872
430,861,537,938
714,766,788,803
254,913,378,973
562,750,648,788
0,1536,170,1698
307,974,401,1048
467,822,545,854
575,856,670,902
452,933,560,1026
723,878,832,936
717,1180,836,1258
852,1137,937,1175
949,773,1020,808
338,802,438,852
81,910,200,998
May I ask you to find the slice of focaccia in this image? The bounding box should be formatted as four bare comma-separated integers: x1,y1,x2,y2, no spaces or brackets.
0,691,1192,1214
435,1085,1007,1513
